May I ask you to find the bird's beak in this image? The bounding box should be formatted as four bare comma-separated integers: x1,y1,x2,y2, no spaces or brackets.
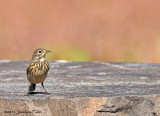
46,50,51,53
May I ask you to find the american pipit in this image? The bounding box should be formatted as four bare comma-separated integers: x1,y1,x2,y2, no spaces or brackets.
26,48,51,94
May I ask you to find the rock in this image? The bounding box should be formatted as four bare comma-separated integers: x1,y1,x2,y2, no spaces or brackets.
96,96,156,116
0,61,160,116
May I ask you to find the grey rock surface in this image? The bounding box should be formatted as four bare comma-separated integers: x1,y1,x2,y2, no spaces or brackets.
96,96,156,116
0,61,160,116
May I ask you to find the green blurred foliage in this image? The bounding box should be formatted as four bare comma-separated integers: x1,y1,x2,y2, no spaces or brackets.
44,43,92,61
124,49,143,62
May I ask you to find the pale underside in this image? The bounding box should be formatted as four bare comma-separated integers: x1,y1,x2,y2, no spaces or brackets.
27,73,47,84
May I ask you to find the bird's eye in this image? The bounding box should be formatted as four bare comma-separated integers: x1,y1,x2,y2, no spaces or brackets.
38,50,42,53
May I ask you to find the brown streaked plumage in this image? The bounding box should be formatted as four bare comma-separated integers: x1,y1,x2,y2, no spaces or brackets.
27,48,51,94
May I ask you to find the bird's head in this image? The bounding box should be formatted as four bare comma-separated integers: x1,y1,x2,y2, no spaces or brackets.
32,48,51,61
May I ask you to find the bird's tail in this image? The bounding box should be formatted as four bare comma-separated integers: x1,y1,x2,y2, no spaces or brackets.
29,84,36,91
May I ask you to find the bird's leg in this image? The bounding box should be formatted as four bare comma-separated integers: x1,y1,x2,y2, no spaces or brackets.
41,82,50,94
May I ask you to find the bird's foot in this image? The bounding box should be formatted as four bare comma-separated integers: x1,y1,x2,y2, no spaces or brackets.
24,92,34,96
24,93,31,96
44,92,51,95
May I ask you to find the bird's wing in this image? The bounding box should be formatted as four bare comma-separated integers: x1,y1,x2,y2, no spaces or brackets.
26,62,36,75
44,61,50,71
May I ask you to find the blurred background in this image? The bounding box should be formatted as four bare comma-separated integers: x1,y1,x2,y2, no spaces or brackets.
0,0,160,62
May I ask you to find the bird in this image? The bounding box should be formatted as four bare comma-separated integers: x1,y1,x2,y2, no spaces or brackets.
26,48,51,95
